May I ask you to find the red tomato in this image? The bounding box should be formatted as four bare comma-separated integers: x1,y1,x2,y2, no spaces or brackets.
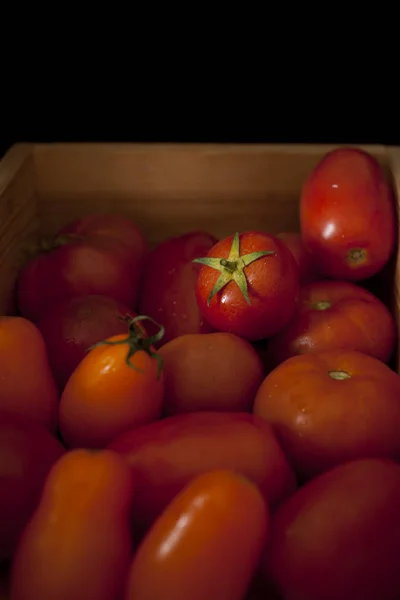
193,231,300,341
108,411,297,537
59,315,165,449
300,147,396,280
253,350,400,480
276,231,319,286
159,332,264,415
10,449,134,600
263,458,400,600
37,294,135,392
17,232,144,323
125,470,269,600
0,411,65,560
0,316,59,432
266,280,396,367
138,231,217,346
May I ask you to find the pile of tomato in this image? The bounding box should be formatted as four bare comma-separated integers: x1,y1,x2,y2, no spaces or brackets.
1,146,400,600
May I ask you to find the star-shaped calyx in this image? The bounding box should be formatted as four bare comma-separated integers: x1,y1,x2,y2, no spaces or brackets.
193,232,276,306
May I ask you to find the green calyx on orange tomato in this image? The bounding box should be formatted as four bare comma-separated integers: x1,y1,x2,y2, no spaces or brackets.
193,232,276,306
88,314,165,379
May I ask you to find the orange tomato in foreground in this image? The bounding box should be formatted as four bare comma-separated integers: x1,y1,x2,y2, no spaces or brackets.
10,449,134,600
263,458,400,600
125,470,269,600
59,315,165,448
159,332,264,415
0,316,59,432
253,350,400,480
266,279,396,368
109,412,296,536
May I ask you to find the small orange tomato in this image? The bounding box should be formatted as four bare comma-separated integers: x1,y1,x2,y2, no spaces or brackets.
59,315,165,448
124,470,269,600
10,449,134,600
0,316,59,432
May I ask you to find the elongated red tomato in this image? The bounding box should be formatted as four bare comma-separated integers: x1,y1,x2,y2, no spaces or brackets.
300,147,396,281
10,449,134,600
124,470,269,600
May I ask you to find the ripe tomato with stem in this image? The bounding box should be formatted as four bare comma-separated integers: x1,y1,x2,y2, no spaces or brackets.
193,231,300,341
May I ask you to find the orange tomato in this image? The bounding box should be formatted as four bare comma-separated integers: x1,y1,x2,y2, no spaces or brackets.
10,449,134,600
59,315,165,448
0,316,59,432
124,470,269,600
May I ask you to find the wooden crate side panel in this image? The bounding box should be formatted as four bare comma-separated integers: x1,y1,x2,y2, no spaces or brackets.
0,145,38,315
34,143,388,243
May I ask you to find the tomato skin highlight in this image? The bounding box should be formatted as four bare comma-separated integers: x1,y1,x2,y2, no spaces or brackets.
59,318,165,449
124,470,269,600
108,411,297,536
266,279,397,367
253,349,400,480
194,231,300,341
263,458,400,600
10,449,135,600
0,316,59,432
159,332,264,415
300,147,396,281
138,231,217,346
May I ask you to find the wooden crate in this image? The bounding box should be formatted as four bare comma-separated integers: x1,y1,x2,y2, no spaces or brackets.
1,141,399,362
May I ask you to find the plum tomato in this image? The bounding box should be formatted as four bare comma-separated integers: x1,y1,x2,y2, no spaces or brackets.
253,349,400,480
58,315,165,449
10,449,134,600
124,470,269,600
0,411,65,561
263,458,400,600
193,231,300,341
276,231,319,286
0,316,59,432
159,332,264,415
138,231,217,346
108,411,297,537
37,294,136,392
300,147,396,281
266,279,396,368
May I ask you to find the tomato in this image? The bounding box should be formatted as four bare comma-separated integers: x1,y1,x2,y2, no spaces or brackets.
58,212,149,260
108,411,297,537
0,316,59,432
0,411,65,560
266,280,396,368
300,147,396,281
17,231,143,323
253,349,400,481
125,470,269,600
10,449,134,600
37,294,135,392
193,231,300,341
159,332,264,415
276,231,319,286
138,231,217,346
263,458,400,600
59,315,165,448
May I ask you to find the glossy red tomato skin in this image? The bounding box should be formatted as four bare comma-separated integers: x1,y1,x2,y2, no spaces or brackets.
18,234,142,323
253,350,400,481
263,458,400,600
300,147,396,281
0,411,65,561
37,295,136,392
108,412,297,537
266,280,396,368
138,231,218,346
277,232,319,286
195,232,300,341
